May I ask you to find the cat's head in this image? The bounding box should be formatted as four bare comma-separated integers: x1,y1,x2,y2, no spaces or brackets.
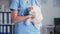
28,5,39,12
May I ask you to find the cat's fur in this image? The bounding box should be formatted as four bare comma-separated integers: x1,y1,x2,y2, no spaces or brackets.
26,5,43,30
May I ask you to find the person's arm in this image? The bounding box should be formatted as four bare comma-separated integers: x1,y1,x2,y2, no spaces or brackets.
11,10,29,23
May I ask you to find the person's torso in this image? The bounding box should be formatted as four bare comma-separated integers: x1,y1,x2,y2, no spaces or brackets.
18,0,33,16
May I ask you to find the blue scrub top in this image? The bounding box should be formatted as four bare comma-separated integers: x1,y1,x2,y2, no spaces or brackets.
10,0,41,34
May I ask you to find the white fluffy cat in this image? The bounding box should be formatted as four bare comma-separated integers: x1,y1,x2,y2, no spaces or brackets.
26,5,43,30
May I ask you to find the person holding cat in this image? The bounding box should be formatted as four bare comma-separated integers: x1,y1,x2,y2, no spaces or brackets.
10,0,43,34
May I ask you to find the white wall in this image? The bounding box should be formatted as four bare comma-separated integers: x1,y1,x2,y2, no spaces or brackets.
38,0,60,26
38,0,60,34
0,0,11,12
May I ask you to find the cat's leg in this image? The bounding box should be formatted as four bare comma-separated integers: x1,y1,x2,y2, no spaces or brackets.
26,18,31,26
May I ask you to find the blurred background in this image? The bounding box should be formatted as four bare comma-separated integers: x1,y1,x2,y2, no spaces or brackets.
0,0,60,34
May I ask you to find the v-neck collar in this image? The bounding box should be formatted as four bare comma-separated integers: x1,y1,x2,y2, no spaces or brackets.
23,0,29,4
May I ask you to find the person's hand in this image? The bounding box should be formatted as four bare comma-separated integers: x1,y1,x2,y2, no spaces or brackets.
26,15,33,19
26,15,30,19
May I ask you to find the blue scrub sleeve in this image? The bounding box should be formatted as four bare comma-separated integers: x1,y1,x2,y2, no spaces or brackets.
10,0,19,11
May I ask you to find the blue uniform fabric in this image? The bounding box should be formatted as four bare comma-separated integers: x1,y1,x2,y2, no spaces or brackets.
10,0,41,34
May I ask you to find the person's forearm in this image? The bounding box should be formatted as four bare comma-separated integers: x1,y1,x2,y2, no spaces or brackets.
11,10,29,23
12,16,29,23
